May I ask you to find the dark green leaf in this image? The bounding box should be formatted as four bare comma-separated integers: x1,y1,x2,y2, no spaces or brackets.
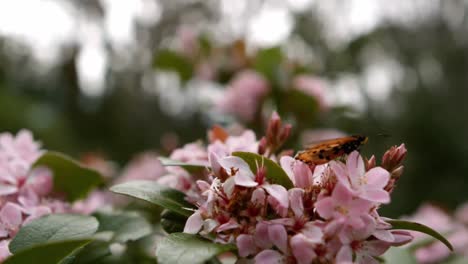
155,233,236,264
160,209,187,234
158,157,206,173
253,47,283,83
232,152,294,189
71,241,111,264
9,214,98,254
33,151,103,201
153,50,193,82
282,89,319,125
94,211,152,243
110,180,195,217
382,247,418,264
5,239,91,264
387,219,453,251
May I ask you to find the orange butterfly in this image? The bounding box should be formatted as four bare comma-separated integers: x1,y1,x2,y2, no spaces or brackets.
295,135,368,165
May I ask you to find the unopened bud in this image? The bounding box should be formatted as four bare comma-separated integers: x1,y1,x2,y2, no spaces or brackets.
279,124,292,143
365,155,376,170
258,137,268,155
391,165,404,180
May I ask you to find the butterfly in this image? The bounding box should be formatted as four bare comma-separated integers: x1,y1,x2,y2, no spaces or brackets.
295,135,368,165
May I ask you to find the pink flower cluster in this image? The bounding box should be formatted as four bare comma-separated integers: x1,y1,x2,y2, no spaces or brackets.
0,130,69,261
404,203,468,263
174,117,413,263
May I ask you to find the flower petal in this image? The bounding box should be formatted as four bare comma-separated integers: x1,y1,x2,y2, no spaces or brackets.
268,224,288,254
0,202,23,228
263,184,288,209
183,211,203,234
315,197,334,220
365,167,390,189
347,151,365,181
289,188,304,217
254,249,285,264
236,234,256,257
218,156,252,174
291,234,317,264
279,156,295,182
255,222,272,249
362,189,390,204
336,245,353,264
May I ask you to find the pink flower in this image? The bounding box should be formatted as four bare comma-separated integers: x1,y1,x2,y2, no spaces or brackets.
254,249,285,264
292,75,328,111
170,143,208,166
290,223,323,264
218,156,288,209
315,183,374,229
455,202,468,224
331,151,390,203
280,156,324,188
0,203,23,238
118,153,168,183
72,191,113,215
208,130,258,159
217,70,270,122
0,239,11,262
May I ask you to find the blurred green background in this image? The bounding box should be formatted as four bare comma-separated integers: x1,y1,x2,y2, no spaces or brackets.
0,0,467,217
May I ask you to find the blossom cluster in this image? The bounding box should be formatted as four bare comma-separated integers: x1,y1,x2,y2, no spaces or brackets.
0,130,70,261
159,114,414,263
405,203,468,263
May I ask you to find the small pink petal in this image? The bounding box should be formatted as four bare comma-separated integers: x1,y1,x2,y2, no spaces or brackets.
301,222,323,243
279,156,295,182
347,151,365,181
223,177,235,198
336,245,353,264
362,189,390,204
373,229,394,242
0,185,18,196
330,161,349,186
315,197,334,219
289,188,304,217
218,156,252,174
251,188,266,205
254,249,285,264
0,240,11,262
0,202,23,228
236,234,256,257
254,222,272,249
217,219,239,232
365,167,390,189
332,183,353,204
290,234,317,264
263,184,288,209
268,224,288,254
292,161,314,188
183,211,203,234
390,231,413,246
362,240,391,256
234,171,258,187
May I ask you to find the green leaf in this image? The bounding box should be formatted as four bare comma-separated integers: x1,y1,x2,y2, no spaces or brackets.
387,219,453,251
153,49,193,82
160,209,187,234
33,151,103,201
110,180,195,217
94,211,152,243
253,47,283,83
282,89,319,125
9,214,98,254
155,233,236,264
5,239,92,264
70,241,111,264
158,157,206,173
382,247,418,264
232,152,294,189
